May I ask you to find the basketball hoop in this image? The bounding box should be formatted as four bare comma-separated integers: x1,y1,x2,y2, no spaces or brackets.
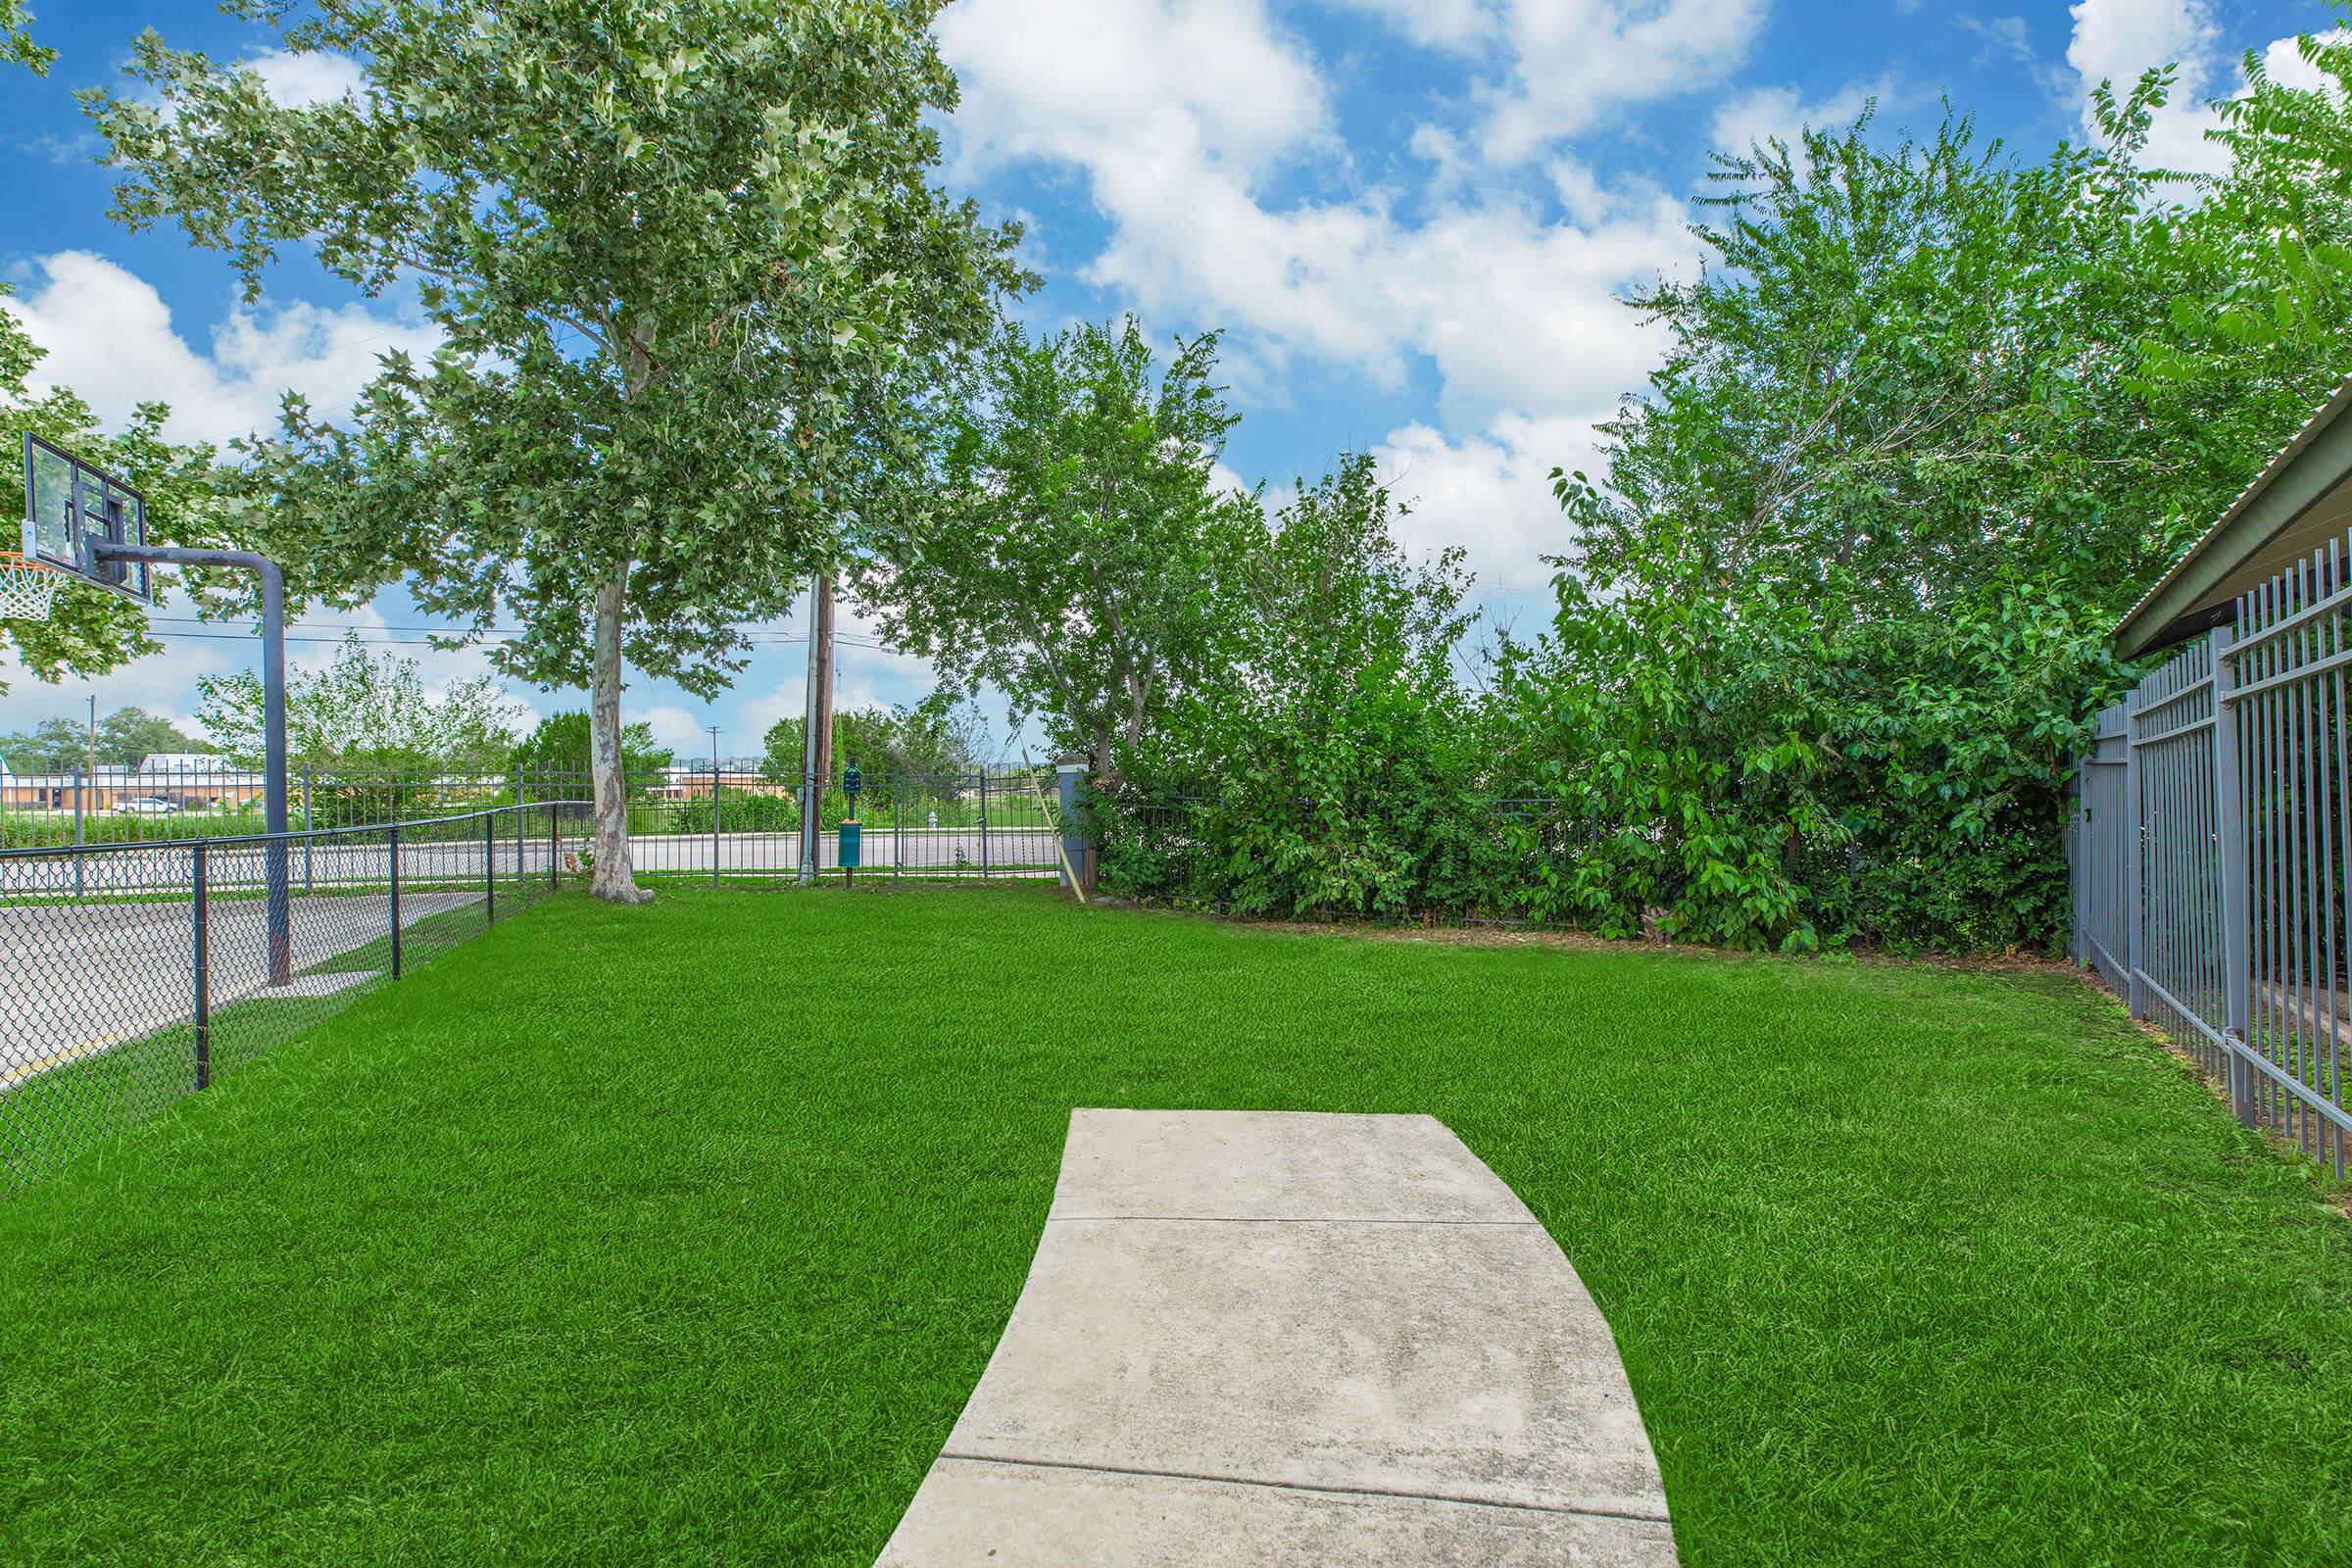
0,554,64,621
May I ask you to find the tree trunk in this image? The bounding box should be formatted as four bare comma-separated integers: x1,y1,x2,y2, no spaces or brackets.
589,562,652,904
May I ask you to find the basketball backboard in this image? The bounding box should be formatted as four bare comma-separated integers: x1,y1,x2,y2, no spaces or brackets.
21,432,152,604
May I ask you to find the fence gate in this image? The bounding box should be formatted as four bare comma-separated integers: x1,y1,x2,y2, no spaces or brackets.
2076,542,2352,1176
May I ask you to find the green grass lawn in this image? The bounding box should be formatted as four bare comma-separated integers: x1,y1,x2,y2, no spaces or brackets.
1,886,2345,1566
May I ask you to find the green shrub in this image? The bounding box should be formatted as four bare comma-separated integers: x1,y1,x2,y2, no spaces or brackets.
664,792,802,836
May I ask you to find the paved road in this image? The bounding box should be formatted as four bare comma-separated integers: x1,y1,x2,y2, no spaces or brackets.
1,891,477,1090
880,1109,1678,1566
0,828,1063,900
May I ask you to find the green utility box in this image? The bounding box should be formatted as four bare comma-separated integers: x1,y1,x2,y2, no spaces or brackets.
838,818,861,869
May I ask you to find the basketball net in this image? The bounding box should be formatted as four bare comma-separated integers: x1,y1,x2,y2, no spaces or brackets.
0,553,64,621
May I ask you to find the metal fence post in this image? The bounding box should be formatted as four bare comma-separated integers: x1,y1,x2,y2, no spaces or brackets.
2064,773,2083,968
484,808,497,925
980,768,990,879
303,761,314,893
192,840,212,1092
389,822,403,979
712,769,722,890
1057,759,1090,894
72,764,84,900
2123,682,2147,1018
549,801,560,891
894,768,902,884
2210,624,2256,1126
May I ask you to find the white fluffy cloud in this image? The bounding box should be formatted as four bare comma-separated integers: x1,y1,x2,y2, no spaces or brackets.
2067,0,2213,98
2065,0,2231,173
0,632,230,740
244,50,368,107
627,704,710,758
1708,76,1895,157
942,0,1696,429
940,0,1330,180
2059,3,2347,179
1476,0,1768,164
1373,413,1601,592
938,0,1716,603
2258,28,2351,93
2,251,442,447
1312,0,1494,50
1289,0,1772,163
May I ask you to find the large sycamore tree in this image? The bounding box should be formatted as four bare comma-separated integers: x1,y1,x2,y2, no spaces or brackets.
88,0,1022,901
857,318,1255,774
1,0,50,74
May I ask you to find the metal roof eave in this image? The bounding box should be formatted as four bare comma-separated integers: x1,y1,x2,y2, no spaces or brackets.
2113,377,2352,661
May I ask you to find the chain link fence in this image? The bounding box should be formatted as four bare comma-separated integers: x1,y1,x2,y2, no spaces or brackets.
0,801,589,1198
1,762,1079,1199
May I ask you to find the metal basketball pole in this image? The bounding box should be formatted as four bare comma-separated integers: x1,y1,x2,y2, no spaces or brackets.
98,542,293,986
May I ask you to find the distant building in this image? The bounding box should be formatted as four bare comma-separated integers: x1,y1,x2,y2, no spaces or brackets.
648,761,790,802
0,753,262,812
138,752,232,777
2117,374,2352,658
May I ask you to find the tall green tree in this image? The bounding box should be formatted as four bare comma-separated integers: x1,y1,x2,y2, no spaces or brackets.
1565,99,2209,623
856,319,1256,773
1,710,210,773
1524,99,2196,948
197,630,525,772
2131,15,2352,482
88,0,1024,902
95,708,211,768
508,710,673,801
760,692,985,783
1108,455,1480,919
0,717,84,774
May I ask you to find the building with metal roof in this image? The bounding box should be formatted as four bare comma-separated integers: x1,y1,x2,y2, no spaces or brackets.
2115,375,2352,659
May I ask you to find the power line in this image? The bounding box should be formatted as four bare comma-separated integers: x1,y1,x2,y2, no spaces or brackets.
132,621,888,651
139,629,508,647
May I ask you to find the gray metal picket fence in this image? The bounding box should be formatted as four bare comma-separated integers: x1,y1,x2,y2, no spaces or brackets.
2073,539,2352,1175
1,762,1071,883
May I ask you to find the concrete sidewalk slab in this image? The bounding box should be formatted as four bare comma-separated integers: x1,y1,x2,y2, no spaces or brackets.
1050,1107,1537,1224
878,1110,1676,1567
883,1458,1679,1567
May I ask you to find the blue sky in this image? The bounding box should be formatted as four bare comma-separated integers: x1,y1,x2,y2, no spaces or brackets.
0,0,2334,759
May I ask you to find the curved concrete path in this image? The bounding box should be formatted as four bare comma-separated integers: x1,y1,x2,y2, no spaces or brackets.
879,1109,1677,1566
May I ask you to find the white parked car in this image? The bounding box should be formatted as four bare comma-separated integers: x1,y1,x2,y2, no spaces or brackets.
113,796,182,816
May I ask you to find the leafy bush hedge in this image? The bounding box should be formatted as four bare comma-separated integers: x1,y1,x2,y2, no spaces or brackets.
1087,468,2122,955
662,792,802,836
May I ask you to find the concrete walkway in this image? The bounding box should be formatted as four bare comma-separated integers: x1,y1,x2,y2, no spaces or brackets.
878,1109,1677,1567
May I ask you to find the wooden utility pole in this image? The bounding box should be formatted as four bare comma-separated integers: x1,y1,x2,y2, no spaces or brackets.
797,577,821,884
812,574,837,790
